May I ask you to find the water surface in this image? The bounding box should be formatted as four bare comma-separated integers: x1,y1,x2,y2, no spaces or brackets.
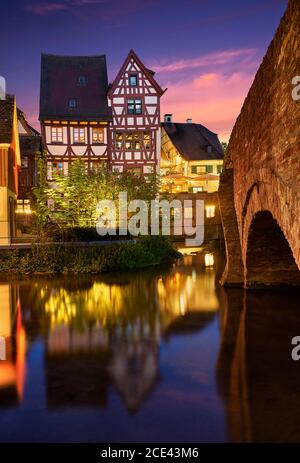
0,247,300,443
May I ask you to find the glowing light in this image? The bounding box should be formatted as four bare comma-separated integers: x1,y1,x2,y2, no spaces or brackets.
206,205,215,218
205,253,214,267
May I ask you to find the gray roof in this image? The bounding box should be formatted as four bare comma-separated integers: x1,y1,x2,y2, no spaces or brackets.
162,122,224,161
39,54,112,121
0,95,15,144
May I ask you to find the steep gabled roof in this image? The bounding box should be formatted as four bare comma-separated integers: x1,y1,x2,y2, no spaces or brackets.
18,108,40,136
39,54,112,121
162,122,224,161
108,49,165,97
0,95,15,144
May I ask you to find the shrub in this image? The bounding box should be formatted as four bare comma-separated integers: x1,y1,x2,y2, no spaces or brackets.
0,236,180,275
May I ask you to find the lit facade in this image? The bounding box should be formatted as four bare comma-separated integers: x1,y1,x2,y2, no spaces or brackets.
160,115,224,193
0,95,21,245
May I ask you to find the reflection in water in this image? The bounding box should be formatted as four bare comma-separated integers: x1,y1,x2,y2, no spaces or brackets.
1,248,300,442
0,284,26,406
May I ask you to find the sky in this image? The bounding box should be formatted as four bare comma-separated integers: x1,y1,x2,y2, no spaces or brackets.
0,0,287,141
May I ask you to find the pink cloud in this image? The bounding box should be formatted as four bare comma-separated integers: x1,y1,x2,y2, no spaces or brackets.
160,70,256,142
152,49,257,75
153,48,260,142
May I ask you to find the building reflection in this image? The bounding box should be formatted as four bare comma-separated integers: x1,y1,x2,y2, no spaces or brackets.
217,288,300,442
0,249,220,414
0,283,26,407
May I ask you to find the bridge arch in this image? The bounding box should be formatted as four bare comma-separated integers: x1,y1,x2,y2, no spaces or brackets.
246,211,300,287
218,0,300,287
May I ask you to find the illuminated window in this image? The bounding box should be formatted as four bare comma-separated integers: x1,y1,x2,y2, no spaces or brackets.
126,167,142,175
127,99,142,115
116,132,123,150
192,186,203,193
205,253,214,267
129,74,138,86
68,99,77,108
143,131,151,149
51,127,63,143
78,76,86,86
116,131,149,150
21,156,28,168
92,127,104,143
133,133,140,149
125,133,133,149
16,199,31,214
73,127,85,143
206,205,215,218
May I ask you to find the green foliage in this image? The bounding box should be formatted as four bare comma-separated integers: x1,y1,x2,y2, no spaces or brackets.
0,236,180,275
33,159,160,231
33,155,49,229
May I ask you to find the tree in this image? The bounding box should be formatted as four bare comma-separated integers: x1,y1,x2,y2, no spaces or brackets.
34,159,160,229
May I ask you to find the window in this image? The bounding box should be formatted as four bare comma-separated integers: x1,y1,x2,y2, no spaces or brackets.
207,145,212,153
115,131,151,150
191,165,213,175
127,99,142,115
192,186,203,193
125,133,133,149
92,127,104,143
16,199,31,214
206,205,215,218
73,127,85,143
78,76,86,86
205,253,214,267
129,74,138,86
51,127,63,143
116,132,123,150
68,99,77,108
217,165,223,174
21,156,28,168
126,167,142,174
52,162,63,176
143,132,151,150
48,161,63,179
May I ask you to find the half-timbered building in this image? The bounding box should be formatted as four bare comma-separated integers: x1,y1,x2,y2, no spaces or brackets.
39,54,112,179
108,50,165,175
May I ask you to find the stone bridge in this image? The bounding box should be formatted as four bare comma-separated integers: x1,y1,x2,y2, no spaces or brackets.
219,0,300,288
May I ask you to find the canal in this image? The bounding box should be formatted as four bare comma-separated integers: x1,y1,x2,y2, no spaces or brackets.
0,246,300,443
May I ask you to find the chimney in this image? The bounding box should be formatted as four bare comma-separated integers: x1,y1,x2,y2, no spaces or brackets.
164,114,173,123
0,76,5,100
186,118,192,124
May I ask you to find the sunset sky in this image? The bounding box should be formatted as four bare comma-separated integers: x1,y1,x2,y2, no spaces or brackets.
1,0,287,141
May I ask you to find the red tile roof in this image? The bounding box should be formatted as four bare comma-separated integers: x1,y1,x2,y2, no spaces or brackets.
39,54,112,121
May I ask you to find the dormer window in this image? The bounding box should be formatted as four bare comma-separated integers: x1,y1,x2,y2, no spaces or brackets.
78,76,86,86
207,145,212,153
129,74,138,86
68,99,77,108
